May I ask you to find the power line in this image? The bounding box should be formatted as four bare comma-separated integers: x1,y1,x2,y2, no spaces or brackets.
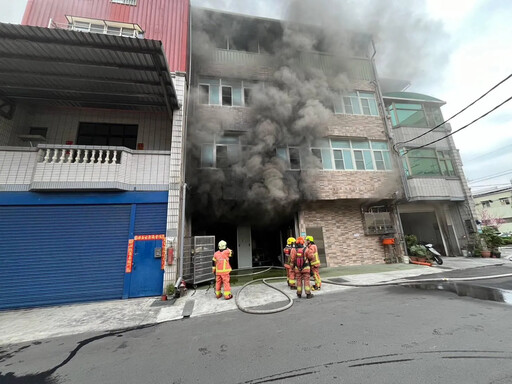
402,95,512,154
392,73,512,152
464,143,512,162
468,170,512,184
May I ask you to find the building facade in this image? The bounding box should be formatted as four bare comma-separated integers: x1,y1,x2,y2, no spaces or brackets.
0,0,189,309
383,92,478,256
473,187,512,235
186,9,403,268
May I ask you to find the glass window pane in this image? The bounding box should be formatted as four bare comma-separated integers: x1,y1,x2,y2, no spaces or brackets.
321,148,333,170
409,148,436,158
232,87,243,106
354,151,365,170
331,139,350,149
199,84,209,104
351,96,361,114
351,141,370,149
368,98,378,116
222,86,232,106
363,151,374,170
216,145,229,168
396,107,428,127
343,150,354,169
333,97,343,114
311,148,322,163
276,148,287,161
395,103,422,110
123,138,137,150
409,157,441,175
201,144,214,167
210,85,220,105
361,99,371,115
333,150,344,170
371,141,388,150
244,88,251,106
289,148,301,170
343,97,353,114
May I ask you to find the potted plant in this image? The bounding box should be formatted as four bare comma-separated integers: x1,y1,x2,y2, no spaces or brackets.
162,283,175,301
481,227,503,258
405,234,428,263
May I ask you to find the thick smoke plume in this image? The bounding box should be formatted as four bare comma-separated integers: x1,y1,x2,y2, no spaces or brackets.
187,0,449,224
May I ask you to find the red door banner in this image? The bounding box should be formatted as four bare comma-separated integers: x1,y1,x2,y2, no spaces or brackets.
125,239,135,273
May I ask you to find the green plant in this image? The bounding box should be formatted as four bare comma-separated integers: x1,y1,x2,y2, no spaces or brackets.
409,244,428,257
481,227,504,251
165,283,175,296
405,234,418,249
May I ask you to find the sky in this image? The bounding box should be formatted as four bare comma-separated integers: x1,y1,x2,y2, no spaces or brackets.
0,0,510,193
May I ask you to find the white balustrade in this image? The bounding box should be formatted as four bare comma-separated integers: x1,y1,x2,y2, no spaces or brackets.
38,146,123,165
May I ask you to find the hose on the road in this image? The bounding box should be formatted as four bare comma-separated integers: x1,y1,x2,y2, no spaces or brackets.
234,266,512,315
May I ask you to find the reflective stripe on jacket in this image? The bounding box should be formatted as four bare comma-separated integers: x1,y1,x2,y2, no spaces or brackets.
283,245,293,266
291,245,310,272
213,249,232,275
307,243,320,266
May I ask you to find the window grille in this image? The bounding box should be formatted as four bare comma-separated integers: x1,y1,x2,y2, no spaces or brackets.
111,0,137,5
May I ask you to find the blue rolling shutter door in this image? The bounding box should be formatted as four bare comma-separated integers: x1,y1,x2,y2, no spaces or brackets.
0,205,130,310
134,204,167,235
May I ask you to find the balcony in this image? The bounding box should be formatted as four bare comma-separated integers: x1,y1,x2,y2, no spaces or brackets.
406,177,465,201
0,145,171,192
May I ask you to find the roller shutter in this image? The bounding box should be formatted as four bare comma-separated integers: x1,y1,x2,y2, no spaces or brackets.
0,205,131,310
134,203,167,235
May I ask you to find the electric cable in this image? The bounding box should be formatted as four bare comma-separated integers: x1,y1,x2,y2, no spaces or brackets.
393,73,512,152
402,95,512,155
464,143,512,162
468,169,512,184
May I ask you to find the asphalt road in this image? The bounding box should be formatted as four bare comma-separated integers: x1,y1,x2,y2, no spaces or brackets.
1,283,512,384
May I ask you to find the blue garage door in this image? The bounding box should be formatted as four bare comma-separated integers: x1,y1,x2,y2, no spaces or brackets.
134,203,167,235
0,205,131,310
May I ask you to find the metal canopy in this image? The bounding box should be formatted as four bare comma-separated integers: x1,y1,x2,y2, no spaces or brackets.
0,22,179,117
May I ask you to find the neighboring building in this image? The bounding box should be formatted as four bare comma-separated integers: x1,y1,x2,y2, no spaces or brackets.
186,8,403,269
0,0,189,309
473,187,512,235
383,92,478,256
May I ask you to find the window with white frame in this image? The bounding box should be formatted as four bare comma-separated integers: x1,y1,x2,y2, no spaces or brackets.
200,135,241,168
278,139,392,171
111,0,137,5
68,16,143,38
198,78,255,107
333,91,379,116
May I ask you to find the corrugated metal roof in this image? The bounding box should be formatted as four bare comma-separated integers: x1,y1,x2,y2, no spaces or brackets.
0,22,178,112
22,0,189,73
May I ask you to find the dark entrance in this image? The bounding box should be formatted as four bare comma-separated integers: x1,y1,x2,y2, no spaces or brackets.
400,212,446,255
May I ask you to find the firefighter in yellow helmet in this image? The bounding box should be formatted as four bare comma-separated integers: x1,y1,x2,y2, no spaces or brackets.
291,237,313,298
283,237,296,289
212,240,233,300
305,235,321,290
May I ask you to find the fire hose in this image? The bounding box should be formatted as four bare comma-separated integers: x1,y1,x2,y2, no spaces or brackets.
234,267,512,315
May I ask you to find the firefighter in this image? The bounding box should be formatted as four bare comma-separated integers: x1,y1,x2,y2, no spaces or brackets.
212,240,233,300
283,237,296,289
291,237,313,299
306,235,321,291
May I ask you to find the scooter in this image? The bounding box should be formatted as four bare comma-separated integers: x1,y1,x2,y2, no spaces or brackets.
423,243,443,265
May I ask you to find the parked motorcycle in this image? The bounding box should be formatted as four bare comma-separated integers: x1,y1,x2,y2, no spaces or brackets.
421,243,443,265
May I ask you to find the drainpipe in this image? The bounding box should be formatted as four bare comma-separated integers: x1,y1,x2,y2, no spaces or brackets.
179,183,187,283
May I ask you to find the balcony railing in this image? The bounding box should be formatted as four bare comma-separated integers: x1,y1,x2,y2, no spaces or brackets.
0,145,171,192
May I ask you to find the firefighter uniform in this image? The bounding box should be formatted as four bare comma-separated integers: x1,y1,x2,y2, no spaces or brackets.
283,237,296,289
212,240,233,300
290,237,313,298
306,236,321,290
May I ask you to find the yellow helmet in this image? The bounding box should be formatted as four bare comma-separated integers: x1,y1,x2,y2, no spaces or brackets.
218,240,227,250
287,237,296,245
306,235,314,242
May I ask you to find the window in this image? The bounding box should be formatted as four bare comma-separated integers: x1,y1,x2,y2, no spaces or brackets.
200,135,240,168
29,127,48,139
68,16,143,38
333,91,379,116
482,201,491,208
404,148,456,177
222,86,232,106
388,103,428,128
500,198,510,206
199,84,209,105
289,148,301,170
198,78,251,107
76,123,138,149
111,0,137,5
